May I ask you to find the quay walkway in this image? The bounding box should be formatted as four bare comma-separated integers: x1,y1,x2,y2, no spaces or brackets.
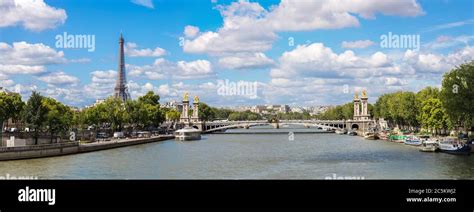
0,135,175,161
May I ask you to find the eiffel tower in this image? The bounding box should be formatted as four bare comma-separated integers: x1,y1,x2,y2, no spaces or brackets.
114,33,130,101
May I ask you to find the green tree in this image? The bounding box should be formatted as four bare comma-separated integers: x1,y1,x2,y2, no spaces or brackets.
0,92,25,141
198,103,215,121
420,97,451,135
166,109,181,122
24,91,48,144
103,97,129,131
440,60,474,135
43,97,73,143
138,91,160,106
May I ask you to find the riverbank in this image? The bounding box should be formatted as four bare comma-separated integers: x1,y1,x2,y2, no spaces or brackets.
0,135,174,161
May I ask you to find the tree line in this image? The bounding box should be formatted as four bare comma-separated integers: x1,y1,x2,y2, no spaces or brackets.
0,91,167,144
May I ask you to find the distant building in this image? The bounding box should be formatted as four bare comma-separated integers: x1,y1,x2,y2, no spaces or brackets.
251,104,289,114
85,99,105,109
162,100,183,112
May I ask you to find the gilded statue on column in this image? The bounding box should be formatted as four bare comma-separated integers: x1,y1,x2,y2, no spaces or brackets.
183,92,189,101
194,95,199,103
362,89,367,98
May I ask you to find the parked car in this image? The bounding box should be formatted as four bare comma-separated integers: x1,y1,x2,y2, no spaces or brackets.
96,132,110,141
113,132,125,139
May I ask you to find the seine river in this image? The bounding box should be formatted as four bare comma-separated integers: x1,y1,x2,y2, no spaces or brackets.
1,126,473,179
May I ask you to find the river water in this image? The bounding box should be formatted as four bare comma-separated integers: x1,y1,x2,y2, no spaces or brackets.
0,126,473,179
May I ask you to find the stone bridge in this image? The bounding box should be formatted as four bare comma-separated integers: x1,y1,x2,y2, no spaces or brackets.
198,120,357,133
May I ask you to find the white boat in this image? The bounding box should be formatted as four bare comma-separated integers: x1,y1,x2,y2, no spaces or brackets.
174,127,201,141
348,130,357,136
335,129,347,135
438,138,471,155
404,135,422,146
419,139,439,152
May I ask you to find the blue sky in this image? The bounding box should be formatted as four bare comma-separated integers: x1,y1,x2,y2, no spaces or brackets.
0,0,473,108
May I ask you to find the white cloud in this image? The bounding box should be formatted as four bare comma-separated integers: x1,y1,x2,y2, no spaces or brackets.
384,77,407,86
184,25,200,38
183,0,423,58
0,0,67,31
342,40,375,49
270,43,399,79
403,46,474,73
0,65,45,75
0,41,66,78
83,70,118,100
0,79,15,87
131,0,154,9
38,71,80,85
125,42,166,57
218,52,274,69
183,0,276,55
90,70,117,83
128,58,215,80
0,42,66,66
176,60,213,79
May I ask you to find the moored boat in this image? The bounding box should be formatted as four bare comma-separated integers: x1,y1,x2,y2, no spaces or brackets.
335,129,347,135
389,134,406,143
174,127,202,141
438,138,471,155
468,139,474,153
378,131,389,140
364,132,379,140
348,130,357,136
419,139,439,152
404,135,422,146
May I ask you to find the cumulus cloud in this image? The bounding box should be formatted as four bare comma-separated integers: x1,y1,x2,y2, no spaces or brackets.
0,42,66,66
218,52,275,69
0,65,45,75
403,46,474,73
37,71,80,85
82,70,118,100
183,0,423,57
342,40,375,49
270,43,399,79
125,42,166,57
128,58,215,80
0,42,66,76
0,0,67,31
176,60,213,79
184,25,200,38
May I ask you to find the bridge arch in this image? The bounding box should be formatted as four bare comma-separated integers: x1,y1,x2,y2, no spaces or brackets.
351,124,359,130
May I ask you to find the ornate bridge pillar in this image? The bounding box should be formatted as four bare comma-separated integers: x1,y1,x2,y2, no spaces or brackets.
180,92,190,124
